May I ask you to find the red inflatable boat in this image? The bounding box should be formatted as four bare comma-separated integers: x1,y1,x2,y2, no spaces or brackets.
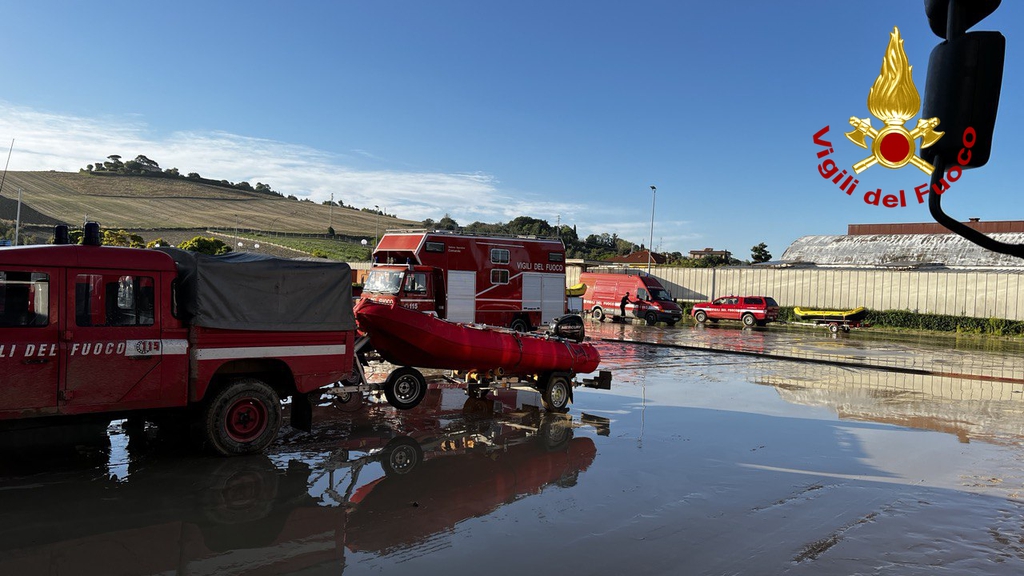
355,299,601,376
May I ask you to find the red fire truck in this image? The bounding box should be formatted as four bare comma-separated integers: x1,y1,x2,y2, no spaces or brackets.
360,230,567,331
0,224,359,455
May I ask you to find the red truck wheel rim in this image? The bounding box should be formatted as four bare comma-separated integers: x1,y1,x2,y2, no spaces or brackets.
225,397,268,442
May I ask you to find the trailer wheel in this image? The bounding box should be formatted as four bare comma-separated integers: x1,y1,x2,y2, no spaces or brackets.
383,367,427,410
510,317,530,332
828,322,840,334
644,312,659,326
541,374,572,412
203,378,282,456
381,436,423,476
591,307,605,321
742,313,756,327
694,310,708,323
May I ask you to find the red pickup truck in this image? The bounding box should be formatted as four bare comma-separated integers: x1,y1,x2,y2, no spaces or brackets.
691,295,780,327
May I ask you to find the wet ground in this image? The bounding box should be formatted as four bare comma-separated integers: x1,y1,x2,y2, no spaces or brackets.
3,322,1024,575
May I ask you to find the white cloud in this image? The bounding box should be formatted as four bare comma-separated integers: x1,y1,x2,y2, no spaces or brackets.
0,101,583,225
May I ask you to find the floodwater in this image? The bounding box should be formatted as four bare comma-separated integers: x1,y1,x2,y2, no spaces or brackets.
3,323,1024,575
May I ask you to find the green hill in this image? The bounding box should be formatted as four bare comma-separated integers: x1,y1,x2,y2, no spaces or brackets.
0,171,417,237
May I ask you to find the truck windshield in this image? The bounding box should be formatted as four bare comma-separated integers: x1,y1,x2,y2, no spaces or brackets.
649,288,672,301
364,270,405,294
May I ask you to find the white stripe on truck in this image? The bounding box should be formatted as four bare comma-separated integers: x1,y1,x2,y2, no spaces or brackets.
193,344,347,361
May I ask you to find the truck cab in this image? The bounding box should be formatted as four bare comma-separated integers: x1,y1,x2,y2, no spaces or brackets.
362,265,447,317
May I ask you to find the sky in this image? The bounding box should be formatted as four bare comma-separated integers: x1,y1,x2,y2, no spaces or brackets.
1,1,1022,260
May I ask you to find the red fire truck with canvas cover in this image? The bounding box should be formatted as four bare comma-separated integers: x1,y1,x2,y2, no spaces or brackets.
0,224,359,455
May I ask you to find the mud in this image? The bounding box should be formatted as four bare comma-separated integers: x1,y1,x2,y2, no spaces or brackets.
2,324,1024,575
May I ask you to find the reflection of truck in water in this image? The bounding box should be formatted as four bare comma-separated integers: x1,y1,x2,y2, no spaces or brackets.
360,230,567,331
0,387,602,574
580,271,683,325
0,224,357,455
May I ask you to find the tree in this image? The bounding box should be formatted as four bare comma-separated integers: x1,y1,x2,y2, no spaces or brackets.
328,226,336,236
437,214,459,231
133,155,159,169
146,238,169,248
102,229,145,248
750,242,772,263
179,236,232,255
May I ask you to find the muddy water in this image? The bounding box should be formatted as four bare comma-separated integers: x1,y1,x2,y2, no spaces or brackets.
2,326,1024,575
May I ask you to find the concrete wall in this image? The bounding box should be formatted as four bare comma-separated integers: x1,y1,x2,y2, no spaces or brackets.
569,265,1024,321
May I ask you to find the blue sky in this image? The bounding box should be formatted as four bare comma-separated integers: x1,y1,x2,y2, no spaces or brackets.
2,1,1022,260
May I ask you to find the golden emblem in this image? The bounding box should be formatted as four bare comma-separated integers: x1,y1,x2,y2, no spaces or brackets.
845,27,943,174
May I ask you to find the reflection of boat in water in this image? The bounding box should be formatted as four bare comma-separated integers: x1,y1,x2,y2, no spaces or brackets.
0,389,604,574
346,423,596,554
793,306,867,322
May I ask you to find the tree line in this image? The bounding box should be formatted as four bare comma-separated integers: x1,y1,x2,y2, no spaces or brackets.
420,215,771,265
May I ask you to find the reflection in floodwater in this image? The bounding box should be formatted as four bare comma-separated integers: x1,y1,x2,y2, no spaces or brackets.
756,363,1024,446
0,383,607,575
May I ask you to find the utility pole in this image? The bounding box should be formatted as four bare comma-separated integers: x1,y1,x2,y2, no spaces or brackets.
647,185,657,274
14,187,22,246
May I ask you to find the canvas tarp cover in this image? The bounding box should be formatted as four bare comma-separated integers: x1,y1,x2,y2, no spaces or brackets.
157,248,354,331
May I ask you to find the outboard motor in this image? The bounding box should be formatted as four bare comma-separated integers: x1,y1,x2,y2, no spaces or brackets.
83,222,102,246
53,224,70,245
548,314,586,342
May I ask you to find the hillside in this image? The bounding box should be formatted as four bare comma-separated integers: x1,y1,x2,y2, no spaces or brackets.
0,171,417,236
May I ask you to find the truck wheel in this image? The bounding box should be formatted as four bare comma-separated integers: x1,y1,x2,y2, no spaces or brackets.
203,378,282,456
694,310,708,323
644,312,659,326
510,318,530,332
383,367,427,410
828,322,840,334
591,307,605,321
742,313,756,327
541,373,572,412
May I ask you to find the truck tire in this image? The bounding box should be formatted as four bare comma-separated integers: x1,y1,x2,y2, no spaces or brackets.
541,373,572,412
591,307,605,321
694,310,708,324
203,378,282,456
383,367,427,410
742,313,756,327
645,312,659,326
510,317,530,332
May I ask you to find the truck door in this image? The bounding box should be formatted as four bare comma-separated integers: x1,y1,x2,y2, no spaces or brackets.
447,270,476,323
63,270,164,411
0,268,60,415
524,273,564,325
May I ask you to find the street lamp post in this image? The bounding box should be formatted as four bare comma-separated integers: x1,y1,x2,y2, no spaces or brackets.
374,205,380,247
647,185,657,274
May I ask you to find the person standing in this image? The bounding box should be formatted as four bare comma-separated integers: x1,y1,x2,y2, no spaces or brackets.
620,292,630,320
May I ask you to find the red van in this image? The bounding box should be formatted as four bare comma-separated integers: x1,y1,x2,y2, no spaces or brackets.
579,272,683,326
